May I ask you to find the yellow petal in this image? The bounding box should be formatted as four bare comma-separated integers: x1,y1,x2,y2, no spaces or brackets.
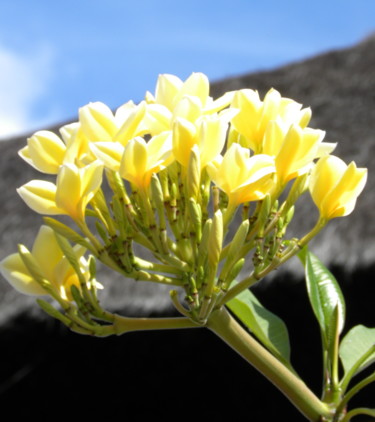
80,161,104,208
154,74,183,110
323,162,367,218
198,116,227,168
90,142,124,171
172,118,197,167
31,226,63,282
17,180,64,215
173,95,202,122
310,155,347,209
19,131,66,174
147,131,173,168
120,137,148,187
0,253,46,295
114,101,147,145
142,104,172,134
79,101,117,142
55,164,82,219
177,72,209,107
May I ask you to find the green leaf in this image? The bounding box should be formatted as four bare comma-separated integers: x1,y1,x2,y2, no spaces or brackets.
298,246,346,348
339,325,375,378
227,287,291,365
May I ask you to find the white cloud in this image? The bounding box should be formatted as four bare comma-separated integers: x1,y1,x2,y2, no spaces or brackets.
0,43,58,139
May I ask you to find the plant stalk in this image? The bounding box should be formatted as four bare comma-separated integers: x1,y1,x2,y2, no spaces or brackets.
207,307,333,421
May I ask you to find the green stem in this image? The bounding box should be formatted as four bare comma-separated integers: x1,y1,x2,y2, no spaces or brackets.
207,307,332,422
341,407,375,422
335,371,375,418
340,345,375,393
112,314,201,335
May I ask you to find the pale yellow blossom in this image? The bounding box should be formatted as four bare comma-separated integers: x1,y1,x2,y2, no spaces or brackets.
19,130,66,174
262,122,335,184
207,143,276,205
309,155,367,220
0,226,89,299
231,88,311,153
17,161,104,223
120,133,172,189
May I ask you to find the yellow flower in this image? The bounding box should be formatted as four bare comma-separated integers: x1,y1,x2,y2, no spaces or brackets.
309,155,367,220
206,143,276,205
146,73,209,111
79,101,118,142
173,110,235,169
69,101,146,165
17,161,104,223
19,130,67,174
262,122,334,185
231,88,311,153
0,225,88,299
119,133,172,189
146,72,234,117
55,161,104,222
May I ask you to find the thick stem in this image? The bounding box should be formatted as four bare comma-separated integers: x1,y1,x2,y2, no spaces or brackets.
207,307,333,422
112,314,201,335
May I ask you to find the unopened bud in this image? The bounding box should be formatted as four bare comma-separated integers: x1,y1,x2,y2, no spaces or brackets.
43,217,93,252
18,244,50,289
257,194,272,230
188,198,202,242
197,218,212,267
284,173,309,213
208,210,223,268
223,258,245,290
186,145,201,200
298,107,312,128
219,220,249,282
151,173,164,210
37,299,72,326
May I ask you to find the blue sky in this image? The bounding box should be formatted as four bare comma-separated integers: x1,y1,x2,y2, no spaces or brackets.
0,0,374,138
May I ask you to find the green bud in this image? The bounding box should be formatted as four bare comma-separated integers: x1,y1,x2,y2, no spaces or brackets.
284,173,309,212
158,168,170,201
197,218,212,267
105,169,130,205
111,196,127,237
167,161,180,185
208,210,223,269
227,219,249,264
257,194,272,230
70,284,84,308
151,174,165,210
95,221,108,243
54,233,87,286
186,145,201,200
285,205,295,226
18,244,50,290
37,299,73,327
219,220,249,281
43,217,93,252
223,258,245,290
88,255,97,280
188,198,202,242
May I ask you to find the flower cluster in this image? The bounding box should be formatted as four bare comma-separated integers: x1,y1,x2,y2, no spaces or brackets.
0,72,367,329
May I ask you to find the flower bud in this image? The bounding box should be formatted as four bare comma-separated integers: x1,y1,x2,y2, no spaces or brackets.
186,145,201,200
208,210,223,269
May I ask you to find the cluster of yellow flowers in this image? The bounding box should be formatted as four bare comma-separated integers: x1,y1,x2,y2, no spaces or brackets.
0,72,367,324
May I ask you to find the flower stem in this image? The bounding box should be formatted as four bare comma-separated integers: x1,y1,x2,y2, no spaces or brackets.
112,314,201,335
207,307,333,421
